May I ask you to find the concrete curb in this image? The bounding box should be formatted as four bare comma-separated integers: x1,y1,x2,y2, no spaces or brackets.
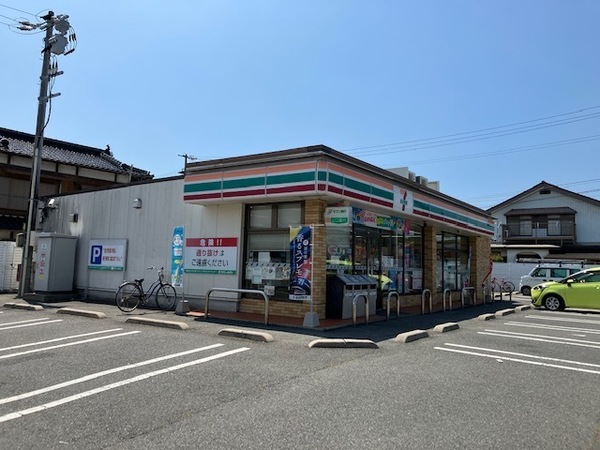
57,308,107,319
515,305,531,311
495,308,516,317
125,317,189,330
433,322,460,333
395,329,429,343
218,328,274,342
3,302,44,311
478,313,496,321
308,338,378,349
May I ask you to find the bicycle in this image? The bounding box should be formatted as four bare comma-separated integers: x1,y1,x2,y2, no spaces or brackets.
115,266,177,312
491,277,515,293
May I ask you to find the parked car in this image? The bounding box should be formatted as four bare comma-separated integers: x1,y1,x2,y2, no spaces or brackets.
519,263,584,296
530,267,600,311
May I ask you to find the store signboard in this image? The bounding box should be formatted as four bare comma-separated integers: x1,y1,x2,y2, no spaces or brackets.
352,208,404,232
88,239,127,271
324,207,351,226
394,187,414,214
184,237,238,275
289,226,312,301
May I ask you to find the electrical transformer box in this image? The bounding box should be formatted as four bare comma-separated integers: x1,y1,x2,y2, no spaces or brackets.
34,233,77,292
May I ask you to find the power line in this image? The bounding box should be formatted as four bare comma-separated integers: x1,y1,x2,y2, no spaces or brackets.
0,3,36,16
345,105,600,153
395,134,600,166
350,112,600,157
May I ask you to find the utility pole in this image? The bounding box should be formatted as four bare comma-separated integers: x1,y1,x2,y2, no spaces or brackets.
18,11,75,297
178,153,198,174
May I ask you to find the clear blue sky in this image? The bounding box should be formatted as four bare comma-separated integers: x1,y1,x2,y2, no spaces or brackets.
2,1,599,210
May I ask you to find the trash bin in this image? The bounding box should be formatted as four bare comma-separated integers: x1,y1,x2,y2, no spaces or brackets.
326,274,377,319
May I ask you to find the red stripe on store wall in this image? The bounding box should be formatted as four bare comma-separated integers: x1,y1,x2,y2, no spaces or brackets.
414,209,494,235
184,193,222,201
266,184,316,195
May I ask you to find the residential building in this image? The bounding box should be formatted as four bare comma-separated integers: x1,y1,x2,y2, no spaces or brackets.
487,181,600,263
0,127,153,241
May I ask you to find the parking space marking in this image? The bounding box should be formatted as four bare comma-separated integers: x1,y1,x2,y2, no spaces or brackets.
442,343,600,369
0,346,250,423
0,344,225,406
505,321,600,335
0,329,126,353
0,318,62,331
434,345,600,375
0,331,141,360
523,315,600,325
478,329,600,349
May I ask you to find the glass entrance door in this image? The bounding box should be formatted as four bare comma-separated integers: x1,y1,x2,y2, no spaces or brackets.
354,225,383,307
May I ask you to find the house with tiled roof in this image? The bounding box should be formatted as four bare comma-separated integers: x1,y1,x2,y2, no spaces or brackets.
0,127,153,240
487,181,600,263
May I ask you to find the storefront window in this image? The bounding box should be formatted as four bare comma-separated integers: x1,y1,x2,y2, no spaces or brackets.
437,232,470,292
325,215,423,296
404,224,423,293
244,202,303,299
326,226,353,273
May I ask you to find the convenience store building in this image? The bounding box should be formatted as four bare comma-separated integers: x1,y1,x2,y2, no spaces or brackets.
39,145,494,322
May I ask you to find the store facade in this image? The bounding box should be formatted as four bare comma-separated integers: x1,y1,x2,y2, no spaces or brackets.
183,145,494,319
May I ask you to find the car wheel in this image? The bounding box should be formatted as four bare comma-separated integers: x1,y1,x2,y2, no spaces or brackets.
521,286,531,296
543,294,564,311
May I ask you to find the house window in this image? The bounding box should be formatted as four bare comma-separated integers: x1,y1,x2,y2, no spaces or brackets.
547,215,561,235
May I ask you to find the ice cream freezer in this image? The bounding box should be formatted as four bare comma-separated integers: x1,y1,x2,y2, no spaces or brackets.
34,233,77,292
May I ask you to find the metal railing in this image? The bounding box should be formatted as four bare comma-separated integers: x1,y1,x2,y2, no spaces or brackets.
205,288,269,325
352,293,369,327
385,291,401,320
482,285,491,304
443,288,452,312
461,287,476,307
421,289,432,315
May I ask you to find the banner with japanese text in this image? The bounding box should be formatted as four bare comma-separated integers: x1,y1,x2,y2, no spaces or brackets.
184,237,237,275
289,226,312,301
171,226,184,286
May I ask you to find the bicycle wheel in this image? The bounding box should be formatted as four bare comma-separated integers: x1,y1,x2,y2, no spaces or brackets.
116,282,142,312
155,283,177,311
502,281,516,293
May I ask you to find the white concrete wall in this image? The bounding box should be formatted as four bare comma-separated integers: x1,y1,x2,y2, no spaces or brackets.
183,202,244,302
41,178,245,303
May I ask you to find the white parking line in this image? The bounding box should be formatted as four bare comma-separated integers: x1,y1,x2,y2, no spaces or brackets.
0,346,250,423
506,321,600,335
478,329,600,349
524,315,600,325
0,331,141,360
434,346,600,375
0,344,225,406
0,318,50,326
0,319,63,331
443,343,600,369
0,329,126,352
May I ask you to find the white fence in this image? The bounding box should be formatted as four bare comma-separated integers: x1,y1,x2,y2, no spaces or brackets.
0,242,21,292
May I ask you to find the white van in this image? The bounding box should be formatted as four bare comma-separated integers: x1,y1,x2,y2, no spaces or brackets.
519,264,585,296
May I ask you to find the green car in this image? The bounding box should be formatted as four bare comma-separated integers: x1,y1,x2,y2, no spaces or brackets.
531,266,600,311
